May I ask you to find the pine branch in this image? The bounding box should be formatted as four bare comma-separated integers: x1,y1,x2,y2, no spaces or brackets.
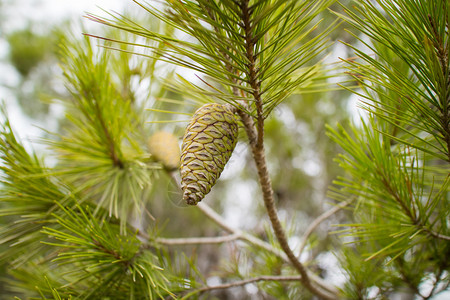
182,275,303,298
242,104,337,300
167,172,338,297
237,1,337,299
156,234,240,245
426,230,450,241
45,36,157,232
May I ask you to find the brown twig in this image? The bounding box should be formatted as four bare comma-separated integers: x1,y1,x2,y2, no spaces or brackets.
156,233,240,245
197,202,288,261
298,199,352,258
182,275,302,298
426,230,450,241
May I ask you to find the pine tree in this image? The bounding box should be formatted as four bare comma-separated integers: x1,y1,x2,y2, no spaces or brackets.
0,0,448,299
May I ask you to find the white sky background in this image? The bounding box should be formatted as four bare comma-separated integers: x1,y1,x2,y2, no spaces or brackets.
0,0,127,141
2,0,125,29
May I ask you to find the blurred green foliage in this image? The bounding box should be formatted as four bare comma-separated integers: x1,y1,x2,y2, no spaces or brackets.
7,28,50,77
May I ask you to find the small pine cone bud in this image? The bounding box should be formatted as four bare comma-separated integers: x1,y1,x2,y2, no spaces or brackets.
180,103,238,205
148,131,180,171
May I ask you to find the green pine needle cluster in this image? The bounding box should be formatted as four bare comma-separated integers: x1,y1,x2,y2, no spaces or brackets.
46,36,157,231
336,0,450,162
327,0,449,297
0,117,75,266
0,110,180,299
329,120,449,260
87,0,336,118
41,204,173,299
0,28,186,298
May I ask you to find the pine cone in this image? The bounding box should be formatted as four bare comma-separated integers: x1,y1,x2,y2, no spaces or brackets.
180,103,238,205
148,131,180,171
